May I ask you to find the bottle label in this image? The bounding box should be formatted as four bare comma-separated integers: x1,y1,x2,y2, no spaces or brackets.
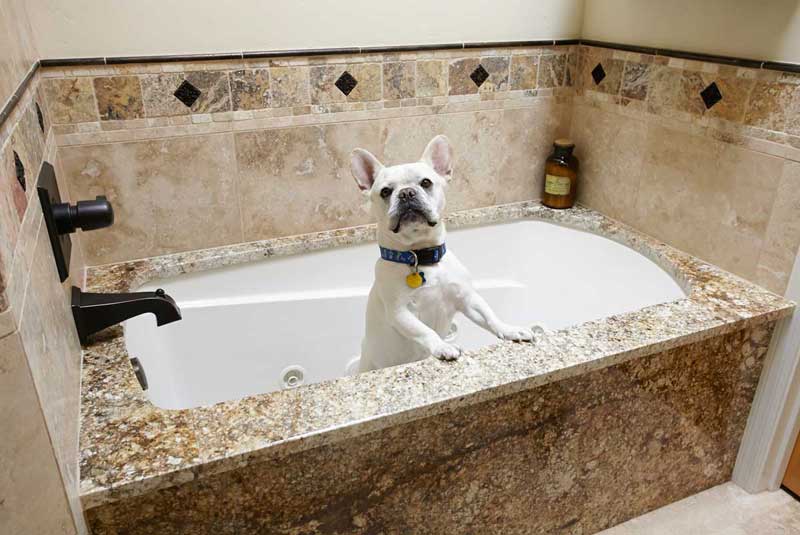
545,174,571,196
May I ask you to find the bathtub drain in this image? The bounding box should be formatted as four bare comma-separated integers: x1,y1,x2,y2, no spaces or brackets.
280,365,306,390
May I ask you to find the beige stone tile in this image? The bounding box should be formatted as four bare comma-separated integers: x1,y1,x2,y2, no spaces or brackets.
744,81,796,133
620,62,652,101
270,66,310,108
60,133,241,264
93,76,144,121
383,61,416,100
448,57,482,96
0,143,26,299
234,106,546,241
705,75,756,123
309,64,347,105
571,105,648,225
346,63,382,102
230,69,271,111
381,111,505,212
416,60,447,97
184,71,232,114
756,160,800,293
0,332,78,535
141,73,190,118
42,78,98,124
599,484,798,535
17,225,84,530
478,56,510,93
738,500,800,534
631,124,728,262
235,123,371,241
647,66,706,117
705,145,783,280
510,55,538,90
539,54,567,88
10,100,46,198
498,101,571,204
5,191,41,317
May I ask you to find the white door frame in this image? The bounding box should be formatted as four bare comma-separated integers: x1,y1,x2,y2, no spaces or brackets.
734,251,800,492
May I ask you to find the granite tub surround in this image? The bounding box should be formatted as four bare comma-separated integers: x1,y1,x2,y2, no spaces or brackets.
570,45,800,295
79,202,792,520
39,44,576,136
59,98,571,264
86,324,773,534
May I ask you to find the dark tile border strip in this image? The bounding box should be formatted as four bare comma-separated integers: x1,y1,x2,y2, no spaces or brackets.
0,61,39,129
38,39,579,67
763,61,800,74
463,39,557,49
242,47,359,59
36,39,800,74
579,39,658,56
581,39,770,70
40,57,105,67
110,52,244,64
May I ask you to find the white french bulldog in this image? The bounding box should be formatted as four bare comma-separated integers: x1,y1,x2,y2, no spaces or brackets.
351,135,535,372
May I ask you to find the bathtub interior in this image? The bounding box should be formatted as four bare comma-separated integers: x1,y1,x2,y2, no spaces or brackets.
125,220,686,409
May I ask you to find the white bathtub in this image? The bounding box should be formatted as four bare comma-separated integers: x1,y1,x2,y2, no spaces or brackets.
126,220,685,409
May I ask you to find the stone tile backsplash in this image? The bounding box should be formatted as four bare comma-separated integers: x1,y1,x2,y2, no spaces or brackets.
30,43,800,297
571,45,800,294
41,46,574,125
0,63,87,535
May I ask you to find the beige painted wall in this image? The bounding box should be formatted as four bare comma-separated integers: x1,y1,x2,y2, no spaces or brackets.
0,0,38,106
29,0,585,58
582,0,800,64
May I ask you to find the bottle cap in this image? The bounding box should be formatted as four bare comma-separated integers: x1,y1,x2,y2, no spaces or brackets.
554,138,575,148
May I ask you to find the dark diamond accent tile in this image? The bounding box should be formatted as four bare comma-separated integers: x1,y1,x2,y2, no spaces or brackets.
35,102,45,132
470,64,489,87
591,63,606,85
13,151,25,191
335,71,358,96
173,80,202,108
700,81,723,109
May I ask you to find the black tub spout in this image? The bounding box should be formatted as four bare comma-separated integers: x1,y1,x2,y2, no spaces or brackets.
71,286,182,344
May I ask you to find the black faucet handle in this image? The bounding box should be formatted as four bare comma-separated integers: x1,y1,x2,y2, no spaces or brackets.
53,196,114,234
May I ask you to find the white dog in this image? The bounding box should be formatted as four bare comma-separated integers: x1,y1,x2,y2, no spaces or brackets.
351,135,535,372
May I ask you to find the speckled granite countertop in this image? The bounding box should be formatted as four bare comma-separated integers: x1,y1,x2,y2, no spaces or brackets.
79,202,793,510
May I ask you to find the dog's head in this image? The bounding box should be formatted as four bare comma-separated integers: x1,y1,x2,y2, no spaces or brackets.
350,135,452,247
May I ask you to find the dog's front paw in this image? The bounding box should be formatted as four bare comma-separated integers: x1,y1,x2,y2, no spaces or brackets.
497,324,534,342
432,342,462,361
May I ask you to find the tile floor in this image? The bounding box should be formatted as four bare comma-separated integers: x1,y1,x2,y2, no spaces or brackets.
599,483,800,534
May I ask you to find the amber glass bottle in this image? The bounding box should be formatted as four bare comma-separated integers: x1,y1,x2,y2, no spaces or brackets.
541,139,579,209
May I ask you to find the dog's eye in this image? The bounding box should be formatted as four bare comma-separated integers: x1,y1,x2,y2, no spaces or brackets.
380,187,393,199
420,178,432,189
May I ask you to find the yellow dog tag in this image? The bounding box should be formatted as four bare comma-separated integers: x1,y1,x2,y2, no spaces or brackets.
406,272,425,288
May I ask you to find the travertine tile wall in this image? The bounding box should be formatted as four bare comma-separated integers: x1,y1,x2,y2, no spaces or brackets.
38,42,800,294
570,45,800,294
0,45,88,535
43,46,576,265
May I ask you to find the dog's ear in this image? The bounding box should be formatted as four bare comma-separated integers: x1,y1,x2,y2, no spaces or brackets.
421,135,453,181
350,148,384,192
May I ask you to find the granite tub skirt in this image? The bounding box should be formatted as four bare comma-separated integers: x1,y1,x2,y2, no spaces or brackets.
85,322,774,535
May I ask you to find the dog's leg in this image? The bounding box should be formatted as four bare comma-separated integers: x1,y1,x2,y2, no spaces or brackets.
388,305,461,361
459,289,534,342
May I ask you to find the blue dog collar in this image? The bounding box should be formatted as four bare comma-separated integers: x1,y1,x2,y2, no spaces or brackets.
379,243,447,266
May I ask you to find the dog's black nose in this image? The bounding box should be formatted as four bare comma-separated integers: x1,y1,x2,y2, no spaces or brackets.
398,188,416,201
